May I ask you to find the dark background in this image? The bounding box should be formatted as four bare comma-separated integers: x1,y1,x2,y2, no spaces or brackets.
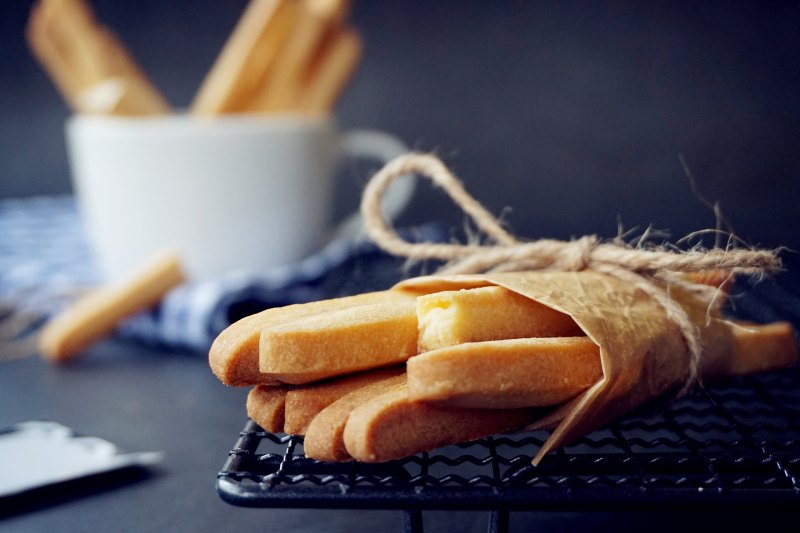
3,0,799,253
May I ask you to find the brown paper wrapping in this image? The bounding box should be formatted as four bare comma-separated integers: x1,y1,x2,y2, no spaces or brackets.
395,270,737,464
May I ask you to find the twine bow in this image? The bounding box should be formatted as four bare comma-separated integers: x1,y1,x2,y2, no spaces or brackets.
360,153,782,393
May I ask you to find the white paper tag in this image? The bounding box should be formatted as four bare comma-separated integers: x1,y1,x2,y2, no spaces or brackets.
0,421,163,497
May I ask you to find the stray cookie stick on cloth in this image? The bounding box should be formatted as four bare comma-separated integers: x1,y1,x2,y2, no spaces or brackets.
38,250,185,362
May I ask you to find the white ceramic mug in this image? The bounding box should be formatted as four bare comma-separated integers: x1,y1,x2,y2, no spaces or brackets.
65,114,414,280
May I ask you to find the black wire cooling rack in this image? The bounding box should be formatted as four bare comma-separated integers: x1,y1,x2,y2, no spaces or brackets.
216,273,800,533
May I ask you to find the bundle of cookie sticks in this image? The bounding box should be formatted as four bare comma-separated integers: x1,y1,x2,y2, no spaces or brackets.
210,151,798,464
210,271,798,464
27,0,361,117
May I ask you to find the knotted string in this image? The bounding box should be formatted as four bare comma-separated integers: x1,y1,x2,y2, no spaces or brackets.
360,152,782,394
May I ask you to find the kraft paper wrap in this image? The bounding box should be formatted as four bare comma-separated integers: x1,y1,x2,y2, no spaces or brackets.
395,270,736,464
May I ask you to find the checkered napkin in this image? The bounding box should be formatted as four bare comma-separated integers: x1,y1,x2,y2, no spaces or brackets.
0,196,445,354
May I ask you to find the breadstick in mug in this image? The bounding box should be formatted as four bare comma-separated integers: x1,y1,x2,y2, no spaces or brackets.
249,0,351,112
296,27,362,115
191,0,299,114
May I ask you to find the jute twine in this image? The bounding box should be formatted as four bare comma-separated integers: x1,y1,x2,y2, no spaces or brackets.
360,153,782,394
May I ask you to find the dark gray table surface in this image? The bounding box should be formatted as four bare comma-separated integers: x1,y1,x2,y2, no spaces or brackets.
0,337,786,532
0,340,407,532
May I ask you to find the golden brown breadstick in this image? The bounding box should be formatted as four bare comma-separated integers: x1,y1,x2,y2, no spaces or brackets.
260,299,418,383
407,337,602,409
303,374,406,462
416,286,583,351
343,383,535,463
284,365,404,435
729,321,798,375
209,289,416,386
190,0,298,115
525,321,798,432
39,250,184,362
246,385,290,433
296,27,362,115
26,0,170,115
249,0,351,112
26,2,81,109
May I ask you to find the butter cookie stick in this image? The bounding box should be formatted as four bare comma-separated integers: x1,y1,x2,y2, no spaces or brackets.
209,289,416,386
416,286,583,351
343,383,535,463
260,299,418,384
407,336,602,409
303,374,406,462
284,366,404,435
246,385,290,433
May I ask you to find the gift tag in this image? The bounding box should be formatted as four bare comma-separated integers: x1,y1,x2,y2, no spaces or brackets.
0,421,163,497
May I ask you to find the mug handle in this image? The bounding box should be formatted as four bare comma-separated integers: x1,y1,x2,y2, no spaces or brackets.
333,129,415,240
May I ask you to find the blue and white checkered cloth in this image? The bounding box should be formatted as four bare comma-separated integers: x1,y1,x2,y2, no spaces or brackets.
0,196,445,354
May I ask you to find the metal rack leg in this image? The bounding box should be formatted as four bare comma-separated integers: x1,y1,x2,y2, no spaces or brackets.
402,509,423,533
488,509,509,533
